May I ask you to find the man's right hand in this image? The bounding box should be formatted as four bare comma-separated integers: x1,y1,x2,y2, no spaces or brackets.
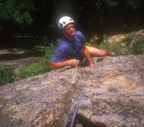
68,59,80,67
51,59,80,69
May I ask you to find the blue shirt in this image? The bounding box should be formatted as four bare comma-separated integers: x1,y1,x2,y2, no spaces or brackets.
52,31,86,63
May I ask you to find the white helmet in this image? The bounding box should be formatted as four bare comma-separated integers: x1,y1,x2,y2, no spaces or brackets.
58,16,75,29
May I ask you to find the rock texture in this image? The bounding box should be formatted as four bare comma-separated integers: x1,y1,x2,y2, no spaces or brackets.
0,55,144,127
108,29,144,47
77,55,144,127
0,67,85,127
130,29,144,47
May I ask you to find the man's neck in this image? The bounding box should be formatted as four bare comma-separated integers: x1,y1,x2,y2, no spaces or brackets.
65,35,75,41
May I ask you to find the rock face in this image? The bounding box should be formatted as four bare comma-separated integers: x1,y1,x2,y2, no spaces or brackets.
0,55,144,127
77,55,144,127
130,29,144,47
0,67,84,127
108,29,144,47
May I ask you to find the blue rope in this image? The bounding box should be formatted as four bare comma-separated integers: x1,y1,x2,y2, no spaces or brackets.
70,86,85,127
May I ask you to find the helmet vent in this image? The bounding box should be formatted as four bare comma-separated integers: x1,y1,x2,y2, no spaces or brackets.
63,22,66,25
60,23,63,28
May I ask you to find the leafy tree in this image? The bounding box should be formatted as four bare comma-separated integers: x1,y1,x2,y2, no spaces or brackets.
0,0,143,45
0,0,34,25
94,0,142,8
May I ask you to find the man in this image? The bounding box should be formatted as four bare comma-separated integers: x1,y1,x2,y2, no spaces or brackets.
51,16,115,69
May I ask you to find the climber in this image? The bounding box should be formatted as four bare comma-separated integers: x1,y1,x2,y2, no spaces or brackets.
51,16,115,69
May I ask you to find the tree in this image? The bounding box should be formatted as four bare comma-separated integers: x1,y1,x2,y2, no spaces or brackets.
0,0,34,25
0,0,143,45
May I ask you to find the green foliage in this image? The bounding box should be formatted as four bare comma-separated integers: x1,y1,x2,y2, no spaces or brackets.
0,67,14,85
44,43,56,63
103,0,118,7
99,34,144,55
20,44,56,79
0,44,56,81
0,0,34,25
122,34,132,45
103,0,141,9
20,60,48,79
99,34,122,55
127,0,140,9
130,41,144,54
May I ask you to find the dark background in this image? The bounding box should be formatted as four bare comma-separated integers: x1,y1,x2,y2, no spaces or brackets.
0,0,144,49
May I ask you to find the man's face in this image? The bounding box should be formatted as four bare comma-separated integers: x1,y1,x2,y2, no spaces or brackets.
63,24,76,40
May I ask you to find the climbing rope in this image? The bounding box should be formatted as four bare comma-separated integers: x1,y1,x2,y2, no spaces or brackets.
70,85,85,127
70,62,87,127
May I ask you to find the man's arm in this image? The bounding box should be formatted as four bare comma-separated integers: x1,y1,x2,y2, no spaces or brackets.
83,46,95,67
51,59,80,69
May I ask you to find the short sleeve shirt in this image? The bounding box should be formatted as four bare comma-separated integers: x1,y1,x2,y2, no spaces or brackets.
52,31,86,63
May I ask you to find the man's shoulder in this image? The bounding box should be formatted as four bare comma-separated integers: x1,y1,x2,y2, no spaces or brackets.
76,31,83,36
75,31,86,42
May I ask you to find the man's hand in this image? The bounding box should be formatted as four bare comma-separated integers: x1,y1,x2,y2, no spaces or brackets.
89,62,95,68
51,59,80,69
68,59,80,67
